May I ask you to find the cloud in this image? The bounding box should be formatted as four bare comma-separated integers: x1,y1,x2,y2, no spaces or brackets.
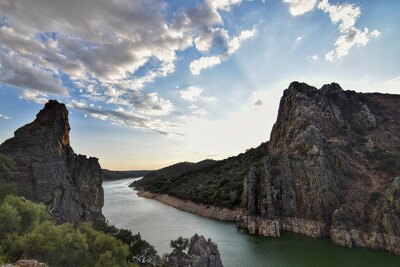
282,0,380,61
317,0,380,61
18,90,48,104
0,113,12,120
179,86,216,102
307,54,319,62
70,100,174,135
325,28,380,61
283,0,317,16
318,0,360,33
0,50,67,95
190,56,222,75
190,28,257,75
0,0,252,134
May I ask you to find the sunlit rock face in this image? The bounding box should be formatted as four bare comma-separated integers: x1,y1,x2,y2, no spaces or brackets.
0,100,104,224
239,82,400,255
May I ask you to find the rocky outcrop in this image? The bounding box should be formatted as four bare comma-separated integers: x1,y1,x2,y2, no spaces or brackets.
238,82,400,254
165,234,223,267
0,100,104,224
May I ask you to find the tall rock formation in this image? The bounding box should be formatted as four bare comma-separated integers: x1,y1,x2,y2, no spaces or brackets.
165,234,223,267
238,82,400,254
0,100,104,224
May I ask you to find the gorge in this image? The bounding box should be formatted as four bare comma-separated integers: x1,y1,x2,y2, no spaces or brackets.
133,82,400,255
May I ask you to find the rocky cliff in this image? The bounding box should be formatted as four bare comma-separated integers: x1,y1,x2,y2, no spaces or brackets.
238,82,400,254
0,100,104,224
165,234,223,267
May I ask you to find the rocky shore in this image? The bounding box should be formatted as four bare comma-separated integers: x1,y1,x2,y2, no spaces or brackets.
137,190,240,222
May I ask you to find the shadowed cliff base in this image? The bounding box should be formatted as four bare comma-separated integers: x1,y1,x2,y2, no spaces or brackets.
133,82,400,255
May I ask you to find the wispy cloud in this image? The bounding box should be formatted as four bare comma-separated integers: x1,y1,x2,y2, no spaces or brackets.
190,28,257,75
0,113,12,120
283,0,380,61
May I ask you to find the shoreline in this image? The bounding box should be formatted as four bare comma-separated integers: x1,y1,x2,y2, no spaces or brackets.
136,190,241,222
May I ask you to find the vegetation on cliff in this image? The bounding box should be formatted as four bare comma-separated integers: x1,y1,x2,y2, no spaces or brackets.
132,144,266,208
102,169,153,180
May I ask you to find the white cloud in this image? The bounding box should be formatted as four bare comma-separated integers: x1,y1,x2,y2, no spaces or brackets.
18,90,48,104
282,0,380,61
180,86,204,101
206,0,242,11
307,54,319,62
325,28,378,61
318,0,360,33
0,0,251,135
316,0,380,61
0,114,12,120
190,56,222,75
179,86,216,103
190,28,257,75
283,0,317,16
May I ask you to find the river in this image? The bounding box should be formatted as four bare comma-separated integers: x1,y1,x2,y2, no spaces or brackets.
103,178,400,267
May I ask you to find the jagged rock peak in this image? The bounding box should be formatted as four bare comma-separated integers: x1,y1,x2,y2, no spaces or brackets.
0,100,104,224
240,82,400,255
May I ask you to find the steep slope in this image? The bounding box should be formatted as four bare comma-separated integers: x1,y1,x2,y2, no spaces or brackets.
239,82,400,254
102,169,152,180
0,100,104,224
132,144,266,208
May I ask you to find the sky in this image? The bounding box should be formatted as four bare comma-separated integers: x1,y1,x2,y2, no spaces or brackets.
0,0,399,170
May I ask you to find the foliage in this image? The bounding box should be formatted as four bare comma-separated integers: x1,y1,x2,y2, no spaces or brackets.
170,236,189,253
133,143,266,208
0,195,131,267
0,182,17,201
93,221,159,265
367,146,399,175
0,153,15,180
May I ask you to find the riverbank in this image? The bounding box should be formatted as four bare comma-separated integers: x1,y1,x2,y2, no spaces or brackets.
137,190,241,222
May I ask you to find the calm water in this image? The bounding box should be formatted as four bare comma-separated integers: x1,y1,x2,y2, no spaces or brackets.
103,178,400,267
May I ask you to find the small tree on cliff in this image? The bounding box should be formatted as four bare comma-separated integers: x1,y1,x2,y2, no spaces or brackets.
170,236,189,253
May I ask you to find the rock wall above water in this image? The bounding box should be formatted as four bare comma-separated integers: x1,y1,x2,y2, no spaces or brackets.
238,82,400,255
0,100,104,224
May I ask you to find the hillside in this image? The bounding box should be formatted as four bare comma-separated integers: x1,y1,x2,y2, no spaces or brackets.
102,169,152,180
131,144,266,208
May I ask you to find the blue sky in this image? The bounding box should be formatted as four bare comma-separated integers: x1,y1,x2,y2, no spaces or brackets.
0,0,399,169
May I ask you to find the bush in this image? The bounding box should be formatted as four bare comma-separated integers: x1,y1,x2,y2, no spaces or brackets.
0,196,132,267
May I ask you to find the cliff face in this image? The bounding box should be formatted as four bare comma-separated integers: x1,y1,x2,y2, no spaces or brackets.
0,100,104,224
238,82,400,254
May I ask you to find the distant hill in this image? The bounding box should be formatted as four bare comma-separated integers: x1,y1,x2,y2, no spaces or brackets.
102,169,152,180
130,144,266,208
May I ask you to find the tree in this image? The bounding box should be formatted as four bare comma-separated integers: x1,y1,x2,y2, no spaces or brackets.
92,221,159,265
170,236,189,253
0,202,21,240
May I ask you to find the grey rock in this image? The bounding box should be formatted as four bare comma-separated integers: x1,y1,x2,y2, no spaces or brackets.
0,100,104,224
238,82,400,255
166,234,223,267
